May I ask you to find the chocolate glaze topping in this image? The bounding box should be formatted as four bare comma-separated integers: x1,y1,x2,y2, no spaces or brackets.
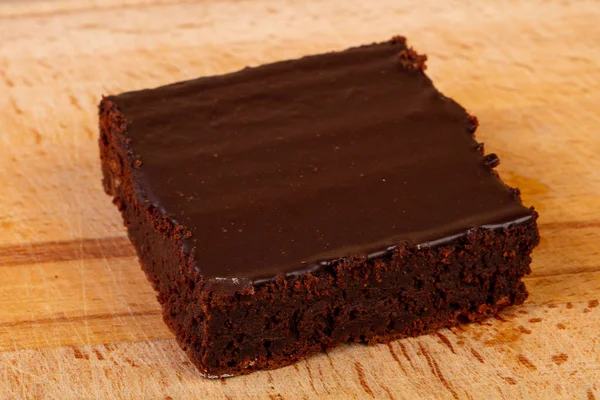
108,39,533,284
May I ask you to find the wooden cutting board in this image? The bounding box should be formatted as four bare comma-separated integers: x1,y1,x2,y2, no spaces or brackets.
1,0,599,398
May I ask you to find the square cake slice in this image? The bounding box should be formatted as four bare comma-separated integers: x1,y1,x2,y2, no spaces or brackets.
99,37,539,377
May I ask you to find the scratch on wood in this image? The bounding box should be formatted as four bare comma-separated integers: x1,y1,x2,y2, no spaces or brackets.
382,385,396,400
418,343,459,399
528,318,542,323
31,128,42,144
518,325,532,334
304,362,317,392
0,69,14,87
86,126,95,138
436,332,456,354
69,94,82,111
324,351,335,371
387,343,406,373
72,347,89,360
551,353,569,366
93,348,105,360
397,341,414,369
9,97,24,115
104,343,117,352
354,362,375,398
494,315,508,323
517,354,538,371
0,236,135,267
125,70,139,79
502,376,517,385
125,358,139,368
470,348,485,364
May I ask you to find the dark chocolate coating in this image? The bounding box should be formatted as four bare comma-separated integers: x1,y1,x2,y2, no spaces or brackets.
108,40,533,283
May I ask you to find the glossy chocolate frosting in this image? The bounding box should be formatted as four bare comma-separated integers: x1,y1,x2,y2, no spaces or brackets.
109,39,533,283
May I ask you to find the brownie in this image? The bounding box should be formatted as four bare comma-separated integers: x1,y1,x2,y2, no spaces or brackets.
99,37,540,377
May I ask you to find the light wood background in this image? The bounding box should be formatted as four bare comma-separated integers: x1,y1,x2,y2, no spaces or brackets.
1,0,599,399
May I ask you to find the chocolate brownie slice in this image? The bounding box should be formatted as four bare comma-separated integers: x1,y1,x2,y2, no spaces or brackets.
99,37,539,377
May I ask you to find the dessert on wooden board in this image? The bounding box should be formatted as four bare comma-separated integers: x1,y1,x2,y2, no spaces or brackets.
99,36,539,377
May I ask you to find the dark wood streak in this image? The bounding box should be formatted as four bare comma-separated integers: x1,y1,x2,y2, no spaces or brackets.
551,353,569,366
0,236,135,267
324,352,336,371
304,362,317,393
470,348,485,364
447,327,460,337
0,310,161,329
436,332,455,354
517,354,538,371
527,265,600,278
93,348,105,360
69,94,83,111
540,220,600,231
72,346,87,360
589,389,597,400
0,0,210,20
502,376,517,385
494,315,508,323
381,385,397,400
0,69,15,87
387,343,407,373
397,341,414,369
9,97,24,115
418,343,459,399
354,362,375,398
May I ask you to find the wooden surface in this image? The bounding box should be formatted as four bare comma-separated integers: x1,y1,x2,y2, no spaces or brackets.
1,0,600,398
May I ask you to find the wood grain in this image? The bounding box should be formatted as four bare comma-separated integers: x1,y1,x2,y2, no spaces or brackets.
1,0,599,398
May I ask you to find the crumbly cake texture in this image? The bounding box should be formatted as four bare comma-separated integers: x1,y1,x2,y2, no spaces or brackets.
99,37,539,377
